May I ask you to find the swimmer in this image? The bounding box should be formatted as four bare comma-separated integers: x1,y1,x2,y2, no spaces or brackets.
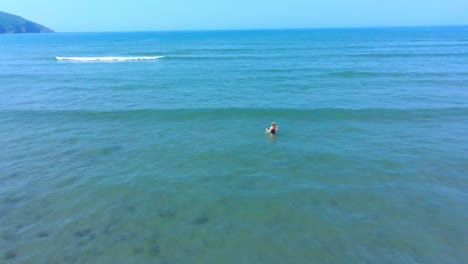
266,121,279,134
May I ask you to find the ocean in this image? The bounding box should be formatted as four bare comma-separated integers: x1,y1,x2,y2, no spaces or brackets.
0,27,467,263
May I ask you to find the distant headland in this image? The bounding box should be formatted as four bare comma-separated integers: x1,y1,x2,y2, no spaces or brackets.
0,11,54,33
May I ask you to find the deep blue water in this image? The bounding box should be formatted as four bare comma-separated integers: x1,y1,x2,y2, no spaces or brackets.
0,27,467,263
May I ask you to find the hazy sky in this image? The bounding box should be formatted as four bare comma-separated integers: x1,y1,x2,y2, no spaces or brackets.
1,0,468,32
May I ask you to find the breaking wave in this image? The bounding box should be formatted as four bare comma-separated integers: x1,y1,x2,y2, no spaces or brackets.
55,56,164,62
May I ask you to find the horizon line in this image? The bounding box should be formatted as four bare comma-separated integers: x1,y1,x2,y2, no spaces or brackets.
53,24,468,34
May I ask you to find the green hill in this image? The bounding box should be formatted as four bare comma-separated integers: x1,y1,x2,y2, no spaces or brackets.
0,11,54,33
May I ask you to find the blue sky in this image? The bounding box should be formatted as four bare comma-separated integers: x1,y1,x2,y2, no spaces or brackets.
1,0,468,32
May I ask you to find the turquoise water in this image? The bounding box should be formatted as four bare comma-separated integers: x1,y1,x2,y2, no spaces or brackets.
1,27,467,263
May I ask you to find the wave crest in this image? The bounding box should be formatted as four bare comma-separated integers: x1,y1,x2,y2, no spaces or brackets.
55,56,164,62
2,107,467,122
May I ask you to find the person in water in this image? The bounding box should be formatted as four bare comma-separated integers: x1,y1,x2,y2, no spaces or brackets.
267,122,279,134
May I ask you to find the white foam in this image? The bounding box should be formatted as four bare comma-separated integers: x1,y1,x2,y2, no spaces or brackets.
55,56,164,62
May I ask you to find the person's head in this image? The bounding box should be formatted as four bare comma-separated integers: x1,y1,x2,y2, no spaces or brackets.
271,122,276,127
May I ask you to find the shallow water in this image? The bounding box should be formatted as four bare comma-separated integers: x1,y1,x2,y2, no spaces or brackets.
0,27,467,263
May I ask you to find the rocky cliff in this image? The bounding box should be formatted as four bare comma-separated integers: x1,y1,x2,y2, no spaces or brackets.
0,11,54,33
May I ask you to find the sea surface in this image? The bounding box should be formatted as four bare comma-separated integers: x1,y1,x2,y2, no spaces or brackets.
0,27,467,263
